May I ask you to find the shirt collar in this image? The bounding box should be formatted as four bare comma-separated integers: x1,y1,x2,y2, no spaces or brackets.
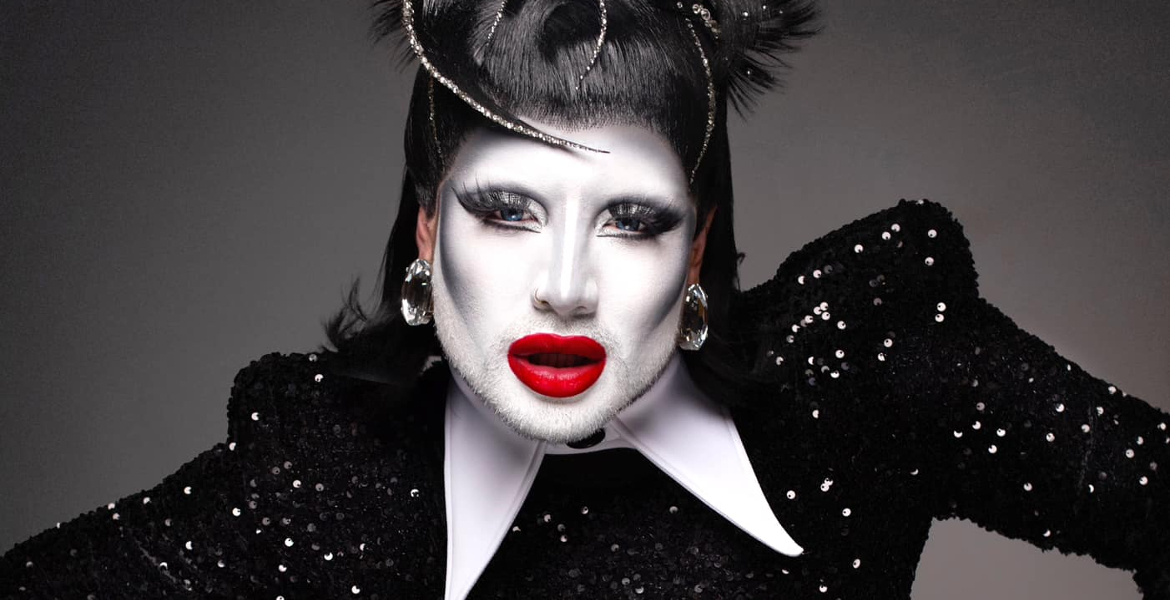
443,354,803,600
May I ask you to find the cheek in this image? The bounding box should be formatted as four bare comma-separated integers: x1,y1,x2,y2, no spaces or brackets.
435,211,539,329
593,235,692,334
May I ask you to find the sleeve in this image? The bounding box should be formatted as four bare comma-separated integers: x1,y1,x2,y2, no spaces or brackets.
905,254,1170,597
0,444,251,599
0,353,303,599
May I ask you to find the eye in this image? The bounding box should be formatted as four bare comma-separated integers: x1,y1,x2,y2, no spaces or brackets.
494,207,530,223
452,185,542,231
602,201,684,238
612,217,647,233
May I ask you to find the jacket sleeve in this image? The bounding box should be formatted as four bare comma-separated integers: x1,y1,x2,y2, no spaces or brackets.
0,444,249,599
899,241,1170,597
0,353,309,599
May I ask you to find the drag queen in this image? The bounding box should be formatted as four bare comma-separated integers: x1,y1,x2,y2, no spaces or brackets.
3,0,1167,598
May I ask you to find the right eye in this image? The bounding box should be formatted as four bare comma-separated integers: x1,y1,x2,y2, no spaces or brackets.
494,207,529,223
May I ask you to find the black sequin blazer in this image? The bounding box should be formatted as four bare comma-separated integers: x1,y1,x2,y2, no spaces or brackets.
3,201,1168,599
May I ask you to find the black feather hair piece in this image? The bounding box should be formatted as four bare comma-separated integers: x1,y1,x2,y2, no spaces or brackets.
708,0,820,114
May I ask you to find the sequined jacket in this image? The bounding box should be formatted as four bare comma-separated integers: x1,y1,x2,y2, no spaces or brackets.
2,200,1168,599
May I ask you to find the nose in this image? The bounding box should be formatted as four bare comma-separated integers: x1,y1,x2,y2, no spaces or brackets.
532,210,599,318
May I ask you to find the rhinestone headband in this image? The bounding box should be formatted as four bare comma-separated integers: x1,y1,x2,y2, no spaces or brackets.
679,3,718,184
401,0,603,155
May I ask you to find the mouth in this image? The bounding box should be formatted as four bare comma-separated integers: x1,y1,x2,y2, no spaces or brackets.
507,333,607,398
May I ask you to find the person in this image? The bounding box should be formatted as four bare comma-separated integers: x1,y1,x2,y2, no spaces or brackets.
2,1,1167,598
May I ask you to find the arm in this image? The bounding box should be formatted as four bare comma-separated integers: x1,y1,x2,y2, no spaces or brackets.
0,355,294,599
0,443,250,599
911,292,1170,597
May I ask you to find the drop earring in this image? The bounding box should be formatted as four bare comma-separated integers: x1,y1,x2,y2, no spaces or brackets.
400,258,434,326
677,283,708,351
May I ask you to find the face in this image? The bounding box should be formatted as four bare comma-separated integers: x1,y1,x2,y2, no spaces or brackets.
419,123,711,443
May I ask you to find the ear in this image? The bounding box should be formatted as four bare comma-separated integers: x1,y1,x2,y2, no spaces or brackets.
416,200,439,262
686,208,717,287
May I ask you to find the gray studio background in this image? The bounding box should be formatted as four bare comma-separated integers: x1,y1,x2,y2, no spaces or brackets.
2,1,1168,598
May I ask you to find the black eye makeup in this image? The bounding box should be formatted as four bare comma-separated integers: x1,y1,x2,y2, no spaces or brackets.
602,200,686,238
451,183,685,239
453,184,541,231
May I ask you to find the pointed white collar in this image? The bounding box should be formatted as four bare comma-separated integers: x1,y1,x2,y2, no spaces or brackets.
442,354,802,600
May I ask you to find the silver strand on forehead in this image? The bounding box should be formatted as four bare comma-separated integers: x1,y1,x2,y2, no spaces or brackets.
575,0,608,90
683,19,716,184
400,0,604,154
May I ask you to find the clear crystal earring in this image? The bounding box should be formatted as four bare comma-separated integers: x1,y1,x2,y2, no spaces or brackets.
677,283,708,351
400,258,434,326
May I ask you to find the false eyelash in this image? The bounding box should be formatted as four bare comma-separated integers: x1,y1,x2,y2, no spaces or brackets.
452,184,536,221
606,201,685,236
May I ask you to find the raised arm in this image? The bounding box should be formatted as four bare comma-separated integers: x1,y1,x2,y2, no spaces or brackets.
908,283,1170,597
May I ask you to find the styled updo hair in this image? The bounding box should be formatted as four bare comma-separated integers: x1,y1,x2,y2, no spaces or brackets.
328,0,818,405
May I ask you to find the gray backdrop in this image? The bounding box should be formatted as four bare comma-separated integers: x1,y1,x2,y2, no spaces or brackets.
2,1,1168,598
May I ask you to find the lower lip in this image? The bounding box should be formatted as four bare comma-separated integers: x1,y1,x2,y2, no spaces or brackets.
507,334,607,398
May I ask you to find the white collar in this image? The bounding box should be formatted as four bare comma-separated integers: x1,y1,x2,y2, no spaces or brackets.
442,354,803,600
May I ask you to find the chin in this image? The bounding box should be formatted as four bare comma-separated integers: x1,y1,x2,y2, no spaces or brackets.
434,316,678,445
484,374,641,444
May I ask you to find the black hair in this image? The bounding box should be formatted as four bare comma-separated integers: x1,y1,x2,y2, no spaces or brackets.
326,0,818,404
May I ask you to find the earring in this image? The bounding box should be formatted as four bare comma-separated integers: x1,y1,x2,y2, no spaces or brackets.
677,283,708,351
401,258,434,326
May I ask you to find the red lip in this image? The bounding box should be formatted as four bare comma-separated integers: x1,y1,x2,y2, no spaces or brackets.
507,334,607,398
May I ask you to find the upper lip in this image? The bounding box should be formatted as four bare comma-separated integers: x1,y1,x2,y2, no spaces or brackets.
508,334,606,366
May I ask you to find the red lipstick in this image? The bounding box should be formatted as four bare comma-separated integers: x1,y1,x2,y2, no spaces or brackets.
507,334,607,398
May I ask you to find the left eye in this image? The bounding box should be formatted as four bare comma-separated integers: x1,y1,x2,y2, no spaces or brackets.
612,217,647,233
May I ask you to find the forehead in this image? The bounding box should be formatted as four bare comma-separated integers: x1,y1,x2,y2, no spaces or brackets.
444,123,690,201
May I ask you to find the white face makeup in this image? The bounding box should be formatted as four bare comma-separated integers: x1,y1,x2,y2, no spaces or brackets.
428,123,699,443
